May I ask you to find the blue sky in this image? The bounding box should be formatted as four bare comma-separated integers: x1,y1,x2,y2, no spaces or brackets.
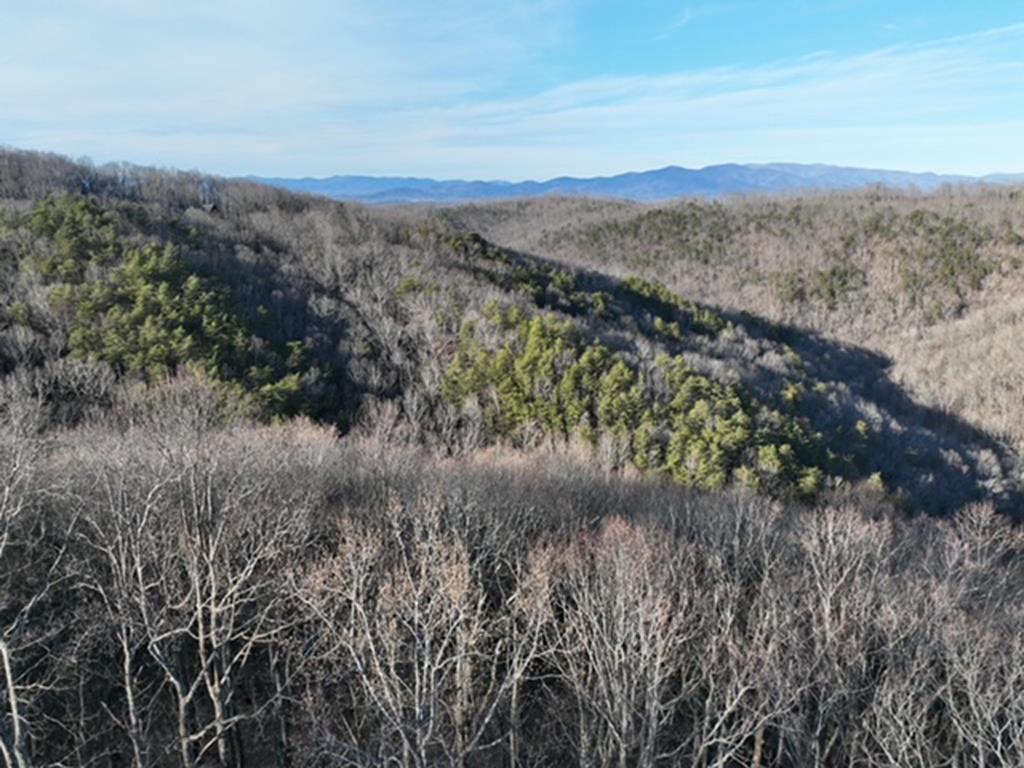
2,0,1023,179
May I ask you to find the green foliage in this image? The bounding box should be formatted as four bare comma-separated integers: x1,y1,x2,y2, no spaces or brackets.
902,210,993,303
449,233,580,312
285,340,312,370
663,376,747,488
3,154,1010,517
449,232,505,262
622,276,727,337
25,197,328,421
395,274,427,298
5,300,31,327
483,300,527,330
60,243,250,381
449,234,731,340
776,263,866,308
863,208,900,239
248,372,307,418
797,466,825,497
866,471,888,494
589,291,612,318
596,360,644,436
566,201,739,266
445,311,827,496
652,316,684,341
812,263,866,308
781,381,804,406
26,195,121,282
550,269,575,295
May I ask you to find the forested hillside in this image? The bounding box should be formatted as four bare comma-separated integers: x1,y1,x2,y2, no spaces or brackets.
445,191,1024,457
2,148,1024,767
254,163,1024,204
2,151,1018,512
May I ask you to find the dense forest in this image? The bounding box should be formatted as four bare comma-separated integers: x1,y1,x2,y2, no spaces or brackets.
1,148,1023,767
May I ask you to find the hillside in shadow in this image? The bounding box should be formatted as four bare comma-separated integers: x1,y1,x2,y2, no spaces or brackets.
438,237,1020,515
1,147,1019,516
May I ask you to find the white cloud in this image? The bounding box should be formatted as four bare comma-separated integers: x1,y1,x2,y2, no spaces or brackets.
2,5,1023,178
348,24,1020,176
657,3,739,39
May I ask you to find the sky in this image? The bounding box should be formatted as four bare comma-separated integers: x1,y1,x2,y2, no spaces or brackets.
2,0,1023,180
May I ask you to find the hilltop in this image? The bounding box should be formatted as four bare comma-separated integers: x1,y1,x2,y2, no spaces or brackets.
254,162,1024,204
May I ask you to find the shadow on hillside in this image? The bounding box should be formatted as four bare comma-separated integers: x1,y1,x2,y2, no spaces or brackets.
130,211,370,419
449,236,1022,518
728,312,1022,518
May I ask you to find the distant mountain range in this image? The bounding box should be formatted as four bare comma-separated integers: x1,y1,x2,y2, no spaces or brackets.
251,163,1024,204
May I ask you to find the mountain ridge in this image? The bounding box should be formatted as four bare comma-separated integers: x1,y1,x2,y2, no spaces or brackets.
252,162,1024,204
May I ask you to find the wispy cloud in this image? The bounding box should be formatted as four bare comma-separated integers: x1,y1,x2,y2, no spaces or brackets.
390,24,1024,177
2,3,1023,178
668,7,696,30
656,3,738,39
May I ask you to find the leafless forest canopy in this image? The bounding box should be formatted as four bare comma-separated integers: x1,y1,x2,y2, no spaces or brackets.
1,148,1024,767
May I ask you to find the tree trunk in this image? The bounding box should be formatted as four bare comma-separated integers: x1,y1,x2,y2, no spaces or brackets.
752,724,766,768
119,628,145,768
509,679,520,768
0,640,30,768
270,650,291,768
177,696,193,768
